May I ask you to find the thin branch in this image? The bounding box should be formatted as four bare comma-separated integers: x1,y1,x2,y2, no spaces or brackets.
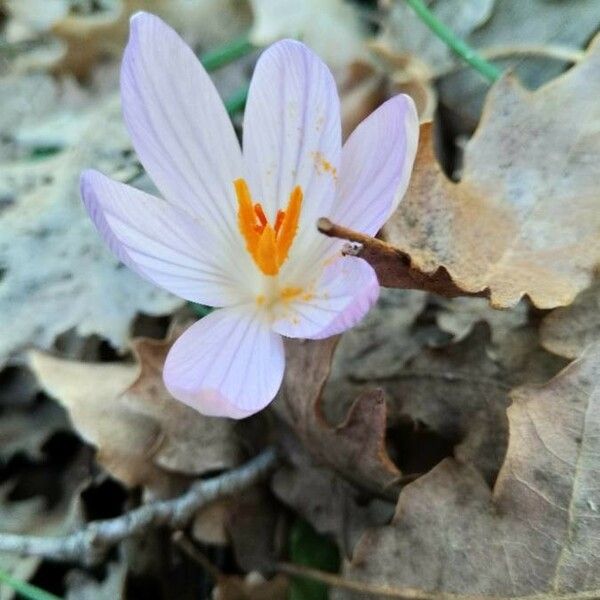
317,218,481,298
0,448,278,566
277,562,600,600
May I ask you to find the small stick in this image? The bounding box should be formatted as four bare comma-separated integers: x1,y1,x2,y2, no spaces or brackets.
0,448,278,566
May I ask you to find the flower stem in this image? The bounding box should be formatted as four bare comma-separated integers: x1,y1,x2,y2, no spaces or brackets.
200,34,255,72
403,0,502,83
0,567,61,600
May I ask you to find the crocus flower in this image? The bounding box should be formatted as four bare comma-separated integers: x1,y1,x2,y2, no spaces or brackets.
80,12,418,419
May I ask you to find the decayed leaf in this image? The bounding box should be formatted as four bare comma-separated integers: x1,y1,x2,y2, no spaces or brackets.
4,0,250,77
0,447,89,600
0,92,182,366
433,296,528,344
326,34,600,309
272,447,394,556
540,279,600,360
274,337,401,495
29,336,240,494
335,342,600,598
65,560,127,600
225,489,284,572
370,0,494,121
325,293,565,484
213,572,288,600
377,0,494,74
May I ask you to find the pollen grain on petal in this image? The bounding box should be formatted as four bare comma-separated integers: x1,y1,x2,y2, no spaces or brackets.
312,151,338,180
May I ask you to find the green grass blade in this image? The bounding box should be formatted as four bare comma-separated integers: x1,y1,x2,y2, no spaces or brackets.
0,567,62,600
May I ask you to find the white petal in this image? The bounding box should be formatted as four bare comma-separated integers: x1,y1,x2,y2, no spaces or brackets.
272,256,379,339
121,12,243,248
242,39,341,252
81,170,251,306
163,306,285,418
333,94,419,235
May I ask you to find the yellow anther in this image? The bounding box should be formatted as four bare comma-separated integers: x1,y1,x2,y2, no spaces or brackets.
234,178,303,276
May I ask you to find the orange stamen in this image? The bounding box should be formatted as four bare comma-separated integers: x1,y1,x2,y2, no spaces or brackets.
274,210,285,234
254,203,268,229
234,178,303,276
275,186,302,267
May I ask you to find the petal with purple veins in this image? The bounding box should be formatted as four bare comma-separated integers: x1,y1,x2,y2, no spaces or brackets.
163,306,285,418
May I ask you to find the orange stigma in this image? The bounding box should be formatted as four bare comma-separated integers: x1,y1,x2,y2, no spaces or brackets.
234,178,303,276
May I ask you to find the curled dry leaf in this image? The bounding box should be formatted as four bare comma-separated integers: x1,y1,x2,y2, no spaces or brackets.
325,33,600,309
273,337,401,495
29,337,240,496
540,279,600,360
335,342,600,598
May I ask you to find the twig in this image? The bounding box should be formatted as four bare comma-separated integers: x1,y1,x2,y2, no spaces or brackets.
317,218,480,298
172,531,222,581
276,562,600,600
0,448,278,566
389,44,584,85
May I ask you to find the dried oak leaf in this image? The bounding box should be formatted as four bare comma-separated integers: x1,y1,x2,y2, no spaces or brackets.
29,338,240,495
329,33,600,309
272,444,395,556
540,279,600,360
335,342,600,599
273,337,401,495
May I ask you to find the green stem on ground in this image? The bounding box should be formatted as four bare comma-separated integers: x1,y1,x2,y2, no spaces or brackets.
201,34,255,72
225,83,251,115
403,0,502,83
0,567,62,600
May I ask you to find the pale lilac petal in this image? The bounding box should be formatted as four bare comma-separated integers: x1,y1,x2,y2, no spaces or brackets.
272,256,379,339
332,94,419,236
121,12,243,248
80,169,253,306
163,307,285,418
242,39,341,251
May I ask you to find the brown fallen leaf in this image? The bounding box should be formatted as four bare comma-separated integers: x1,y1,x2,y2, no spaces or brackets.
273,337,401,495
335,342,600,598
225,488,285,573
540,279,600,359
212,572,288,600
29,336,240,496
324,33,600,309
272,446,394,556
48,0,250,78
